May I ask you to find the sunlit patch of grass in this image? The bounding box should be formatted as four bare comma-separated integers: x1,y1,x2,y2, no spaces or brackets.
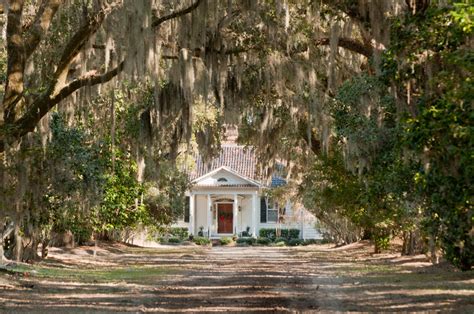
10,264,175,283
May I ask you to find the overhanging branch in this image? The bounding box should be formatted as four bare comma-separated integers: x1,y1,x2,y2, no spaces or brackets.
52,60,125,104
0,61,125,152
314,37,373,58
152,0,202,28
24,0,62,60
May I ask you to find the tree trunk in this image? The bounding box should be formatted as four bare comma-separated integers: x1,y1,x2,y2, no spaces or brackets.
41,238,49,259
21,237,40,262
13,222,22,261
374,241,381,254
0,230,4,264
402,231,408,255
429,235,438,264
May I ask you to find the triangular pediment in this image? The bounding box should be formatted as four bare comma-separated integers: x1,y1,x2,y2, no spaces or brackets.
192,166,261,187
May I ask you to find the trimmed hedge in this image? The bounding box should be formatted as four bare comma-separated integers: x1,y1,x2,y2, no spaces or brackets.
236,237,256,245
256,237,271,245
288,239,302,246
259,228,300,240
274,237,288,244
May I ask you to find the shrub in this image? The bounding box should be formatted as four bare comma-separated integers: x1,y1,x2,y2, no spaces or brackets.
169,227,189,240
237,237,256,245
259,228,300,240
288,229,300,240
220,237,233,245
236,237,248,244
193,236,211,246
274,237,288,244
273,241,287,247
168,237,182,244
256,237,271,245
302,239,320,246
259,228,276,239
288,239,302,246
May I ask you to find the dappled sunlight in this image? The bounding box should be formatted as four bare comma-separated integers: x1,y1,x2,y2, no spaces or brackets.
1,243,472,312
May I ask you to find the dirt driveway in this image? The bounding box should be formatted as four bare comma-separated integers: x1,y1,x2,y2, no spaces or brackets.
1,242,473,312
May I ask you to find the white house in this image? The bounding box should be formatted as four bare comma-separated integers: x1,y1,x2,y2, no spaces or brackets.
176,144,321,239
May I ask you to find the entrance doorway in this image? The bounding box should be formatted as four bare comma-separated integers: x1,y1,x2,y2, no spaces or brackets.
217,203,233,234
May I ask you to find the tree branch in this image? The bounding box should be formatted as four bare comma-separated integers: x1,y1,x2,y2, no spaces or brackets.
3,0,26,124
54,9,107,80
52,60,124,105
152,0,202,28
0,61,125,152
314,37,373,58
23,0,63,60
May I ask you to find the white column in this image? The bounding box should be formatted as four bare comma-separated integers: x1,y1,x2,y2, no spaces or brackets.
252,192,257,237
233,193,238,235
189,194,195,235
207,194,212,238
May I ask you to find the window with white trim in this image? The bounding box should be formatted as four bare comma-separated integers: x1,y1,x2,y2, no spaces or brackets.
267,198,279,223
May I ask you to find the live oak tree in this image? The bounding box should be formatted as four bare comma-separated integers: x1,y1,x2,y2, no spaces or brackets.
0,0,471,269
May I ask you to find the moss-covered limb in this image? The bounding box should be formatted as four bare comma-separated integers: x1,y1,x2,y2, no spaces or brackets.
152,0,202,28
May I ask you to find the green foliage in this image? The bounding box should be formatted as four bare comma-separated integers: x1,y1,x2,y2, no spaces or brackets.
91,152,146,233
258,228,300,240
168,237,182,244
288,239,302,246
390,5,473,270
236,237,256,245
256,237,271,245
274,237,288,244
219,237,233,245
168,227,189,240
143,162,189,226
259,228,276,239
192,237,211,246
45,114,104,243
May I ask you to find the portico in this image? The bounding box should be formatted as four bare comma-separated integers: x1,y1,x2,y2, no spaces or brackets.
187,166,260,238
188,186,259,238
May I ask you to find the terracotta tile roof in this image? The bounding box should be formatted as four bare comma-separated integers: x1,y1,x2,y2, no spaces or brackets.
190,145,258,181
189,145,287,188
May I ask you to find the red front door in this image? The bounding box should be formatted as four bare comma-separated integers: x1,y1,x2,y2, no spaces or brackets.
218,204,233,234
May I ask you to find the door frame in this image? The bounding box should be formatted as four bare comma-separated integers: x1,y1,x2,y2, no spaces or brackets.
215,202,234,234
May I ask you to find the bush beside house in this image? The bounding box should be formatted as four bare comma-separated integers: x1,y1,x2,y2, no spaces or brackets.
259,228,300,240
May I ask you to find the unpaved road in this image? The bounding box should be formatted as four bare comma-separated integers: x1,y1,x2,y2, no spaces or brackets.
1,242,473,312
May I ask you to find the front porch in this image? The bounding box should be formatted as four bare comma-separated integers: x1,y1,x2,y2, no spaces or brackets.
188,191,259,238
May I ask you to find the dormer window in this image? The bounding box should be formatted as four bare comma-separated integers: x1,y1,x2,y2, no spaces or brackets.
217,177,228,183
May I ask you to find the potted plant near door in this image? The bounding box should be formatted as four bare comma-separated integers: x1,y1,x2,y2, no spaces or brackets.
241,226,251,237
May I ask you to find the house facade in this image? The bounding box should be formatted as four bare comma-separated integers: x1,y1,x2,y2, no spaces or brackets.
176,145,321,239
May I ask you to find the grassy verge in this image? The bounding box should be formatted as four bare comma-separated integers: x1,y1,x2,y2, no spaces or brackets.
6,264,174,283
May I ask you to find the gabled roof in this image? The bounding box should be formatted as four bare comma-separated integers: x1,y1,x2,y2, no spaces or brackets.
188,145,287,188
189,145,258,181
192,166,261,187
